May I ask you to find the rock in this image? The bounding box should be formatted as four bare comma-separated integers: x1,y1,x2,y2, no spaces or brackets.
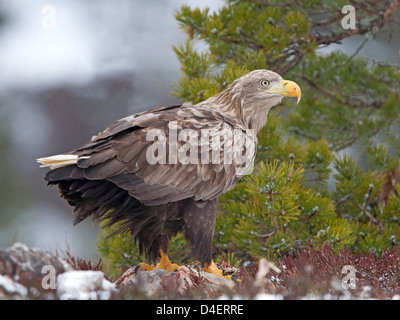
57,270,116,300
117,267,170,297
0,242,72,298
0,243,237,299
116,265,235,298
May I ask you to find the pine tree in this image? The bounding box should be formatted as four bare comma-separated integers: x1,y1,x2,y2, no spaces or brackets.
97,0,400,276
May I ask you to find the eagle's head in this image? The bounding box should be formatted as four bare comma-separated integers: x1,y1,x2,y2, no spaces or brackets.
230,69,301,106
209,69,301,132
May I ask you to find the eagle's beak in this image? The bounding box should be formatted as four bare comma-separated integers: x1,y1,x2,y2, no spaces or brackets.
281,80,301,103
265,80,301,103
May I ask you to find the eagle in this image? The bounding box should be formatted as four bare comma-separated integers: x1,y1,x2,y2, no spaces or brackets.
37,70,301,278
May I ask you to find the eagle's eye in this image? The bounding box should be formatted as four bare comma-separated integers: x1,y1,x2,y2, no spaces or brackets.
260,79,270,87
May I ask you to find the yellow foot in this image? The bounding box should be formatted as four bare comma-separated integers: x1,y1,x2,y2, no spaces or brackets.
203,261,231,280
139,250,179,272
139,262,155,271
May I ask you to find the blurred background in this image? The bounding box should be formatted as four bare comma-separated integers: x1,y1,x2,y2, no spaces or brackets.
0,0,398,260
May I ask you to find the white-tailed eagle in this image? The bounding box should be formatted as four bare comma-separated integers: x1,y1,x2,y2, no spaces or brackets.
37,70,301,278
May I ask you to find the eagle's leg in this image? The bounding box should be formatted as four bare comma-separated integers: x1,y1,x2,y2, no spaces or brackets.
155,250,179,271
139,250,179,272
203,261,231,280
181,199,231,280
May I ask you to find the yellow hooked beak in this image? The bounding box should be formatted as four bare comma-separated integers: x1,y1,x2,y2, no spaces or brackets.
266,80,301,103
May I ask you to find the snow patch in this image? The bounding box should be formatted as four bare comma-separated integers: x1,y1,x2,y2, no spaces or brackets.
0,275,28,297
57,271,116,300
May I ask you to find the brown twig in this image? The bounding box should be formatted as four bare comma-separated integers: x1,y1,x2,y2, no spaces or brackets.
357,184,384,231
301,75,344,104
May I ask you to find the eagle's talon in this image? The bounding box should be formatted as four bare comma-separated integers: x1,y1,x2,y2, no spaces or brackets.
139,262,154,271
155,262,179,272
203,261,232,280
139,250,179,272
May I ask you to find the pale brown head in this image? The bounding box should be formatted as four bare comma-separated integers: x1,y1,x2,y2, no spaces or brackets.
228,69,301,105
205,69,301,132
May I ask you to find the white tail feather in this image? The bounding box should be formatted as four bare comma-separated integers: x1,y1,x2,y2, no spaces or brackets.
36,154,90,170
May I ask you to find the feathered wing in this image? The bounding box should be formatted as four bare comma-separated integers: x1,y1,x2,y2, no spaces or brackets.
45,104,255,204
40,104,256,262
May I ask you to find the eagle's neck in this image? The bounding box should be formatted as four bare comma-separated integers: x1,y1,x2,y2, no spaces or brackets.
198,90,276,134
243,107,271,133
196,90,246,128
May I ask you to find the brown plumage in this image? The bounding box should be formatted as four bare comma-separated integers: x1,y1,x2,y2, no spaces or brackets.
37,70,301,266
